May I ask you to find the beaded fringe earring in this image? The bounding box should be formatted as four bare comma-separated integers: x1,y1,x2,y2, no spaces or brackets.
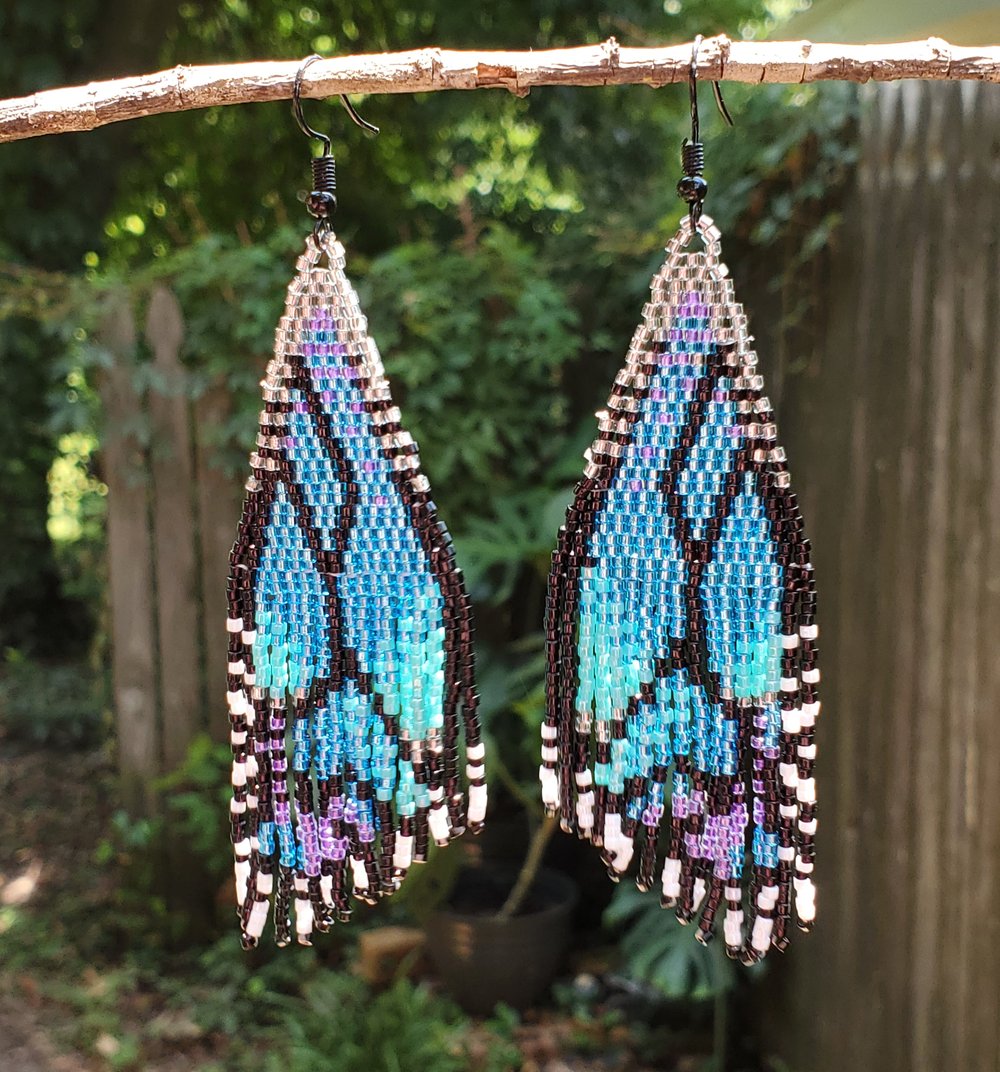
226,64,485,949
541,45,818,962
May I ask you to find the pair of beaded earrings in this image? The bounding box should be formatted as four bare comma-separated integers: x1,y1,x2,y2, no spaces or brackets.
226,45,818,964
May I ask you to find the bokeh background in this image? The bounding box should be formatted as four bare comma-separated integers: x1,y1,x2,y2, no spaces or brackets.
1,2,998,1070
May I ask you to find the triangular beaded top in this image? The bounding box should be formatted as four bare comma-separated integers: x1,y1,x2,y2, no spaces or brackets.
542,215,818,961
227,230,484,948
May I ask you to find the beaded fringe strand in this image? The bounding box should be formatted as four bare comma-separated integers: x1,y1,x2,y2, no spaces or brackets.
542,215,818,962
227,230,485,948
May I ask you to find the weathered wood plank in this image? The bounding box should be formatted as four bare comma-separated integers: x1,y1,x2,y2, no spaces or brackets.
766,78,1000,1072
98,294,158,812
193,383,241,744
146,285,201,770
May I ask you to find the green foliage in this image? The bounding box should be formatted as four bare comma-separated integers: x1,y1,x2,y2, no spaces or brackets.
0,648,105,748
156,734,236,879
363,225,580,520
603,883,739,1001
265,975,476,1072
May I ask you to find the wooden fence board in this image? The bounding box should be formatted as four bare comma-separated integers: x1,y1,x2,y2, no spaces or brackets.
193,384,241,744
146,284,202,770
766,78,1000,1072
99,294,158,811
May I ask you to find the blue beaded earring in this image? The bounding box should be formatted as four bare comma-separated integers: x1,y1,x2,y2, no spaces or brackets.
226,58,485,948
542,39,818,962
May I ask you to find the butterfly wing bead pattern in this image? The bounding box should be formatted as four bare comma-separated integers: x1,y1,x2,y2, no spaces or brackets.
228,230,484,948
542,215,818,962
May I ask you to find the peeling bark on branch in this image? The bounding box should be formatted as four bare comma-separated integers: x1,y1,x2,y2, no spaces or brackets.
2,37,998,144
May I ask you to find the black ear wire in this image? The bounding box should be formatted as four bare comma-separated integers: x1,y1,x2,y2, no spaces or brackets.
292,54,380,228
677,35,734,224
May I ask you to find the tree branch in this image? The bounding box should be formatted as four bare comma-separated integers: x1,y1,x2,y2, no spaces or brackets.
2,36,998,144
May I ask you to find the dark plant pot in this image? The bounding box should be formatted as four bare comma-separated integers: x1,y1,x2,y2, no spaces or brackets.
425,865,578,1015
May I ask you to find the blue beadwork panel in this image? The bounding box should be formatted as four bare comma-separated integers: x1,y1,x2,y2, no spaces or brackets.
227,231,485,948
542,215,819,961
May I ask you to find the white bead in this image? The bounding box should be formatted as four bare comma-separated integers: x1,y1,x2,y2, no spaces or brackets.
429,805,451,846
467,743,486,761
226,617,244,633
228,660,246,675
799,624,818,640
780,762,798,788
661,857,682,898
794,876,816,922
757,884,779,908
351,858,369,891
465,762,484,780
782,709,802,734
799,818,818,835
575,769,593,788
246,898,269,939
393,834,414,872
541,746,558,763
295,899,314,937
724,909,744,947
781,634,799,649
780,677,798,693
575,791,595,830
798,743,817,760
235,860,250,906
801,701,820,723
231,762,247,787
468,783,488,823
613,838,634,873
541,724,558,740
778,845,795,861
751,914,773,953
802,668,821,684
692,878,707,912
539,766,559,806
779,803,798,819
256,871,273,895
798,778,817,804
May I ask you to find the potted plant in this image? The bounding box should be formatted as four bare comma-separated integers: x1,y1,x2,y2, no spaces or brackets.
421,637,580,1014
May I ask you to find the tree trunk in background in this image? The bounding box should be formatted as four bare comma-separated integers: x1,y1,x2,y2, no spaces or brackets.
763,79,1000,1072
